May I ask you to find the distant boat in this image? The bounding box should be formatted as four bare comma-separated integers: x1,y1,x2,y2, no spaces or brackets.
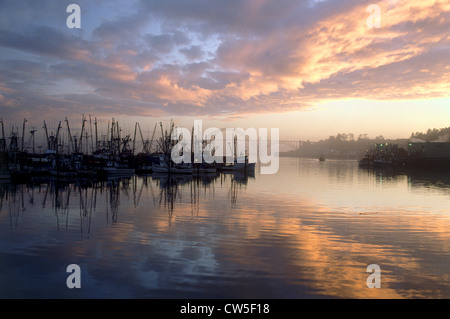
319,156,325,162
358,156,374,167
373,159,392,167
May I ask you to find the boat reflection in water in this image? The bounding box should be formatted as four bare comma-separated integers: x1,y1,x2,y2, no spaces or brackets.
358,164,450,190
0,169,254,234
151,169,254,218
1,158,449,299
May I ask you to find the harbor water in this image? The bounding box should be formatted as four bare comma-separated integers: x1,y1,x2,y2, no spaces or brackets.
0,157,449,298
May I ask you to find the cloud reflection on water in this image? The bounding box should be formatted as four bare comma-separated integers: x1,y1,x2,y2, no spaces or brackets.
0,158,449,298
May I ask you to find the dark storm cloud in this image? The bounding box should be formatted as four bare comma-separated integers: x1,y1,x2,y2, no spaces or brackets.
0,26,92,60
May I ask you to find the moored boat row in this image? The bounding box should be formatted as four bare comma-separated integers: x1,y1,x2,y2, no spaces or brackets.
0,116,258,181
151,155,256,175
358,141,450,170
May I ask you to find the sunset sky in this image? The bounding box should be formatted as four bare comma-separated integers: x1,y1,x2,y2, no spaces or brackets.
0,0,449,142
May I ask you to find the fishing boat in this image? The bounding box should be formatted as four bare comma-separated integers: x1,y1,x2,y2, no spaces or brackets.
48,154,80,178
152,156,170,173
152,156,193,174
358,155,374,167
98,160,135,176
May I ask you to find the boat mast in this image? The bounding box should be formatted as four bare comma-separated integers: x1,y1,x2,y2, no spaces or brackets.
28,127,37,154
79,114,86,154
85,131,89,154
55,121,62,154
137,122,145,153
89,115,94,154
94,117,98,153
133,122,138,155
43,121,50,151
149,123,157,154
65,117,74,154
110,118,114,155
116,120,121,155
160,122,165,154
0,118,6,152
21,118,27,151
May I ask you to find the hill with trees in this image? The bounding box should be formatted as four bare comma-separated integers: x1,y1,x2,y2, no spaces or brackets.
281,127,450,159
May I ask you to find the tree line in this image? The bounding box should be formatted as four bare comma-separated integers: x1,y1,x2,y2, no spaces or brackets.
281,127,450,159
410,127,450,142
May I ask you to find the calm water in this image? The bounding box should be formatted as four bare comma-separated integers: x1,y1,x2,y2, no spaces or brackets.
0,157,449,299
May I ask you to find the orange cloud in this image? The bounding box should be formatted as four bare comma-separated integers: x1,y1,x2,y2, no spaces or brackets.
1,0,449,119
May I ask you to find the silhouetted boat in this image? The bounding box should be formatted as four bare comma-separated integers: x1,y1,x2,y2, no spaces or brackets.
359,155,374,167
152,156,193,174
97,160,134,176
220,156,256,172
373,159,392,167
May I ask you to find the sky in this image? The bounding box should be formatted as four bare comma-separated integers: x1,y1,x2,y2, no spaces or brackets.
0,0,449,142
